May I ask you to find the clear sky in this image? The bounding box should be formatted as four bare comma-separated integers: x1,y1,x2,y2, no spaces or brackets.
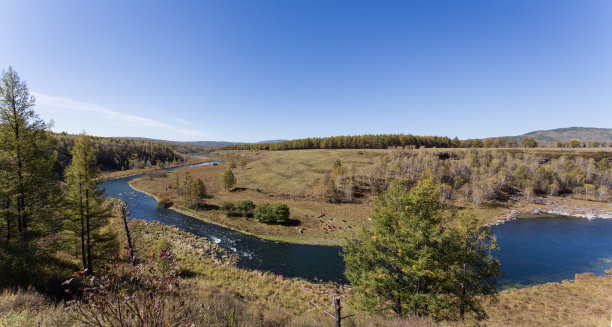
1,1,610,142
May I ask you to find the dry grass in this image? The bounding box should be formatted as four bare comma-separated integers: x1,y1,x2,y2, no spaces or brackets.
129,148,611,245
486,273,612,326
130,151,378,245
0,288,74,327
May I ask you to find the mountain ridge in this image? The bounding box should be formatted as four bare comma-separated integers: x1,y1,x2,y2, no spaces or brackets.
510,127,612,143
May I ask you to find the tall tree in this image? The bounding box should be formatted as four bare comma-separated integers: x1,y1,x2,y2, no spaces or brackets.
221,168,236,191
0,66,59,248
65,132,111,273
343,173,499,321
343,174,450,317
445,211,500,321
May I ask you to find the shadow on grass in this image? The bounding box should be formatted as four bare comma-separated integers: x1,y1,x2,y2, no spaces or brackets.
192,203,220,211
279,218,301,227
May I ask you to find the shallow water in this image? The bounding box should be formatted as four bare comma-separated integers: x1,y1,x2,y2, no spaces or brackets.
100,160,612,287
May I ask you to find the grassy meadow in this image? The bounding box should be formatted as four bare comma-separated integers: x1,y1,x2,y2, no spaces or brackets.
130,149,385,244
129,147,612,245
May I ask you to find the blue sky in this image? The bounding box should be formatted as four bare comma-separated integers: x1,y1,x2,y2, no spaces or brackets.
1,1,610,142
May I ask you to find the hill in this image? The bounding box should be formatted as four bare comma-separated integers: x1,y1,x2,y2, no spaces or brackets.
512,127,612,143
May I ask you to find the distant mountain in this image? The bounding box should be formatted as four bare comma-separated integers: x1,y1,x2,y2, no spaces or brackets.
510,127,612,143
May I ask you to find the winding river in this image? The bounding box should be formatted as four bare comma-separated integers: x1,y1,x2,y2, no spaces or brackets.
101,159,612,288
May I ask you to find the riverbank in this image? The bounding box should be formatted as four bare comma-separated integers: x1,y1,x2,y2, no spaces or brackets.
5,204,612,326
115,204,612,326
128,151,610,245
126,180,324,245
484,196,612,227
102,156,212,181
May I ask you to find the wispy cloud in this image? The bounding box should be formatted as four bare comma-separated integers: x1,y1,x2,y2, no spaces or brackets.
172,118,192,126
33,92,206,138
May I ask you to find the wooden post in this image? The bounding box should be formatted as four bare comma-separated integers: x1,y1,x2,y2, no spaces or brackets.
333,295,342,327
120,203,135,264
311,295,362,327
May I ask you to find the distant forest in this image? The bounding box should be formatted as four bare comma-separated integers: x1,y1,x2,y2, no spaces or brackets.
52,133,192,173
220,134,611,151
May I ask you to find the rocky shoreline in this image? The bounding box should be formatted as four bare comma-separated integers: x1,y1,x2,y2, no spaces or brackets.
485,196,612,227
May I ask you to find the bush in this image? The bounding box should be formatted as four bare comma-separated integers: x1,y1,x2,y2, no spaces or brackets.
65,250,194,326
236,200,255,217
220,202,235,212
156,197,173,208
220,202,235,216
254,203,290,224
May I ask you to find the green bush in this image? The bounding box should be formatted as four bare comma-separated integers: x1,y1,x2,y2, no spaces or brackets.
156,197,173,208
254,203,290,224
220,202,235,213
236,200,255,217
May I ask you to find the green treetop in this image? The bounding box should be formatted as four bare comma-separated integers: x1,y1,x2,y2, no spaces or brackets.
0,66,60,249
343,172,499,321
221,168,236,191
65,132,113,273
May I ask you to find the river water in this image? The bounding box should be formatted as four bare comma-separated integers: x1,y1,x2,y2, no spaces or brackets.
101,159,612,287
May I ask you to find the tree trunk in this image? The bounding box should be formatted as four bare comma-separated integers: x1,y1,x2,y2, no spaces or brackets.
121,204,135,264
85,187,92,274
79,181,86,269
397,292,402,317
4,198,10,247
12,101,27,247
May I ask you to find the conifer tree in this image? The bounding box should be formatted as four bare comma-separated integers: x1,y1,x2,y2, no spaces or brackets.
343,172,499,320
0,66,59,249
221,168,236,191
65,132,111,273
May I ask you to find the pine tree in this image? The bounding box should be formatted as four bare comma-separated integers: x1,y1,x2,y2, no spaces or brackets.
65,132,112,273
221,169,236,191
0,66,59,249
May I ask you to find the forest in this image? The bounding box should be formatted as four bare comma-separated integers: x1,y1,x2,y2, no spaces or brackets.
220,134,611,151
52,133,190,174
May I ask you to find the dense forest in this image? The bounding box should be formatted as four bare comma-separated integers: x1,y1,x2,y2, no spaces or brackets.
220,134,611,151
52,133,189,173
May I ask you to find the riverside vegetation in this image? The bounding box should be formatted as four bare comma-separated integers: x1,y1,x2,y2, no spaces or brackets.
131,147,610,245
1,67,612,326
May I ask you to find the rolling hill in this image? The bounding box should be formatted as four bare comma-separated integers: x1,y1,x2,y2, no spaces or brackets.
511,127,612,143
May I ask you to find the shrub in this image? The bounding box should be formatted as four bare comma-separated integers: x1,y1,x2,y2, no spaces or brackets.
156,197,173,208
220,202,235,216
65,250,198,326
254,203,290,224
236,200,255,217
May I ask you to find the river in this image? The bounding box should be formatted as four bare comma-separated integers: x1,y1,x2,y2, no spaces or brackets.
101,159,612,288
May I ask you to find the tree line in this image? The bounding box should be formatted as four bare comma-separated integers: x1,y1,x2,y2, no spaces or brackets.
221,134,610,151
